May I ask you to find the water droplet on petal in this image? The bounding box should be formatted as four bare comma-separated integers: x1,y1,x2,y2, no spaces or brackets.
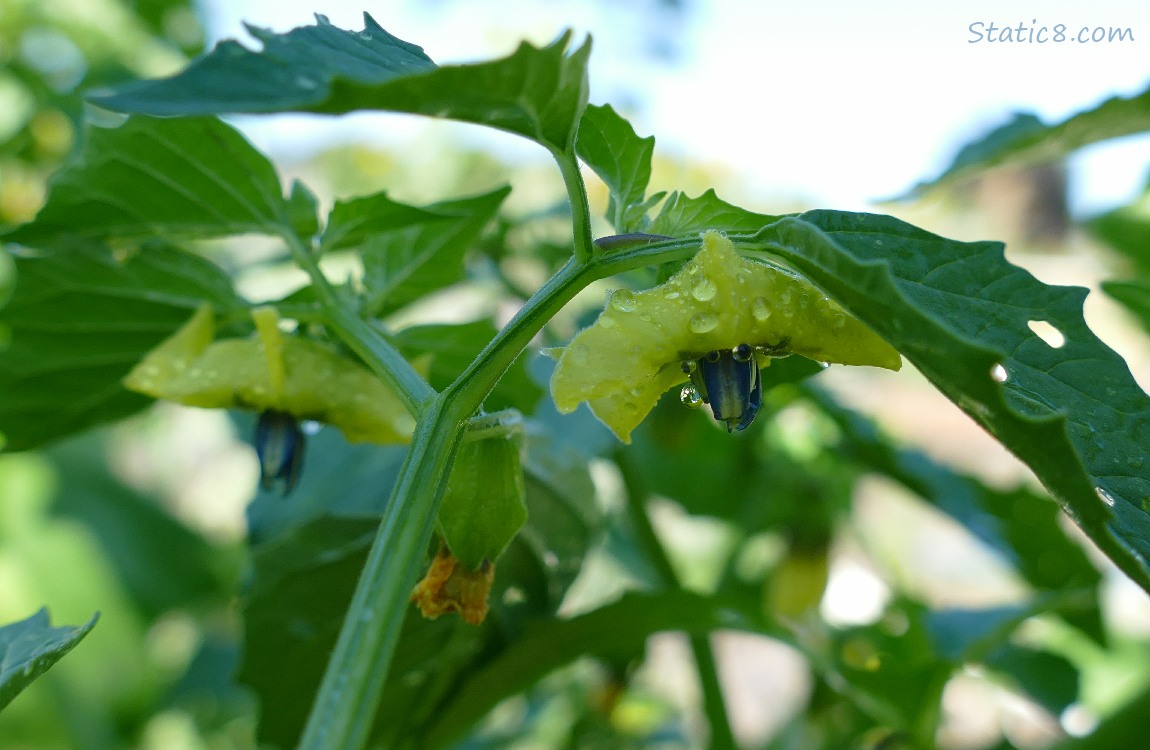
692,278,718,301
752,297,771,321
622,401,638,414
779,289,792,305
833,313,847,328
570,344,589,366
680,385,703,408
689,312,718,334
1095,486,1116,506
599,315,617,329
664,289,681,300
610,289,637,312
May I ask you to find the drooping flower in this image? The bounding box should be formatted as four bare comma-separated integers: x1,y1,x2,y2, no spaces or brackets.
550,231,902,442
124,303,414,444
254,410,306,495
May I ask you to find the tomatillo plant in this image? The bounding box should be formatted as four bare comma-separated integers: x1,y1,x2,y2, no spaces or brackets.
2,11,1150,750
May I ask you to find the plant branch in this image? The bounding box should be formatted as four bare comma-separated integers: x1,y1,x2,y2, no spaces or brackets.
553,149,595,263
281,228,435,415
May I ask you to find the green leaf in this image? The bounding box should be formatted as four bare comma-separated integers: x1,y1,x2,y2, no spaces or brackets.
648,189,781,237
46,431,227,617
320,187,509,315
394,320,542,413
92,13,434,116
984,643,1078,715
5,116,291,247
0,243,243,450
288,179,321,241
1091,188,1150,279
904,83,1150,194
1102,280,1150,335
810,386,1104,641
92,14,591,153
750,211,1150,594
576,104,655,231
0,608,98,711
426,590,780,748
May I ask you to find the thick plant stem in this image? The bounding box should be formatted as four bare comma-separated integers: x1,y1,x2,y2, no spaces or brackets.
297,397,463,750
298,260,596,750
617,452,738,750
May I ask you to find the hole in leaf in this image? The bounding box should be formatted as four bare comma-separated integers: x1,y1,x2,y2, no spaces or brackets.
1028,320,1066,348
990,363,1009,383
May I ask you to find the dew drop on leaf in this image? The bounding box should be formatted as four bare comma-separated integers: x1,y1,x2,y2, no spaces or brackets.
691,277,717,301
689,312,719,334
599,315,616,329
610,289,637,312
752,297,771,321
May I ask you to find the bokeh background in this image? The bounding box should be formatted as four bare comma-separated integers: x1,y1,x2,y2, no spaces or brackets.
3,0,1150,748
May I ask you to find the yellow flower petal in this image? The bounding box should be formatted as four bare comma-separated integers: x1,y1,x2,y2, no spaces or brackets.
124,303,414,443
551,231,900,442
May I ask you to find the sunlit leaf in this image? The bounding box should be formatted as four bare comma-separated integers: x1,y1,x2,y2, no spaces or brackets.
751,211,1150,593
6,116,291,247
576,104,655,231
0,609,98,711
321,187,509,315
92,14,591,152
0,243,243,450
647,189,781,237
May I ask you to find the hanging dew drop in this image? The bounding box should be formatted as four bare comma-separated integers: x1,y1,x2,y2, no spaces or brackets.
752,297,771,321
689,312,719,333
610,289,638,312
691,277,718,301
680,385,703,408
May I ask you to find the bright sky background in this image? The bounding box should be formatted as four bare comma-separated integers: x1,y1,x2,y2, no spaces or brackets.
200,0,1150,216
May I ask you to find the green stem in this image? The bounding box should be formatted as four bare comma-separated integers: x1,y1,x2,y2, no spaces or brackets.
298,259,596,750
617,452,738,750
553,149,595,263
298,398,460,750
281,229,435,415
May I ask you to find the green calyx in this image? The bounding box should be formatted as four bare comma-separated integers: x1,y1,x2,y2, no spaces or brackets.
437,433,528,570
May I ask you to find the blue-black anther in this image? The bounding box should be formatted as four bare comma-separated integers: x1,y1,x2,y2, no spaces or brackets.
688,345,762,432
254,410,305,495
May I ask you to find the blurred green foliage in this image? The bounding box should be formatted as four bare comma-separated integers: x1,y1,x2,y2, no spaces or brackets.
2,6,1150,750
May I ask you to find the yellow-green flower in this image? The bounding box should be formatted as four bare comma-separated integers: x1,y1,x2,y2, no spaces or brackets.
550,231,901,442
123,303,415,444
